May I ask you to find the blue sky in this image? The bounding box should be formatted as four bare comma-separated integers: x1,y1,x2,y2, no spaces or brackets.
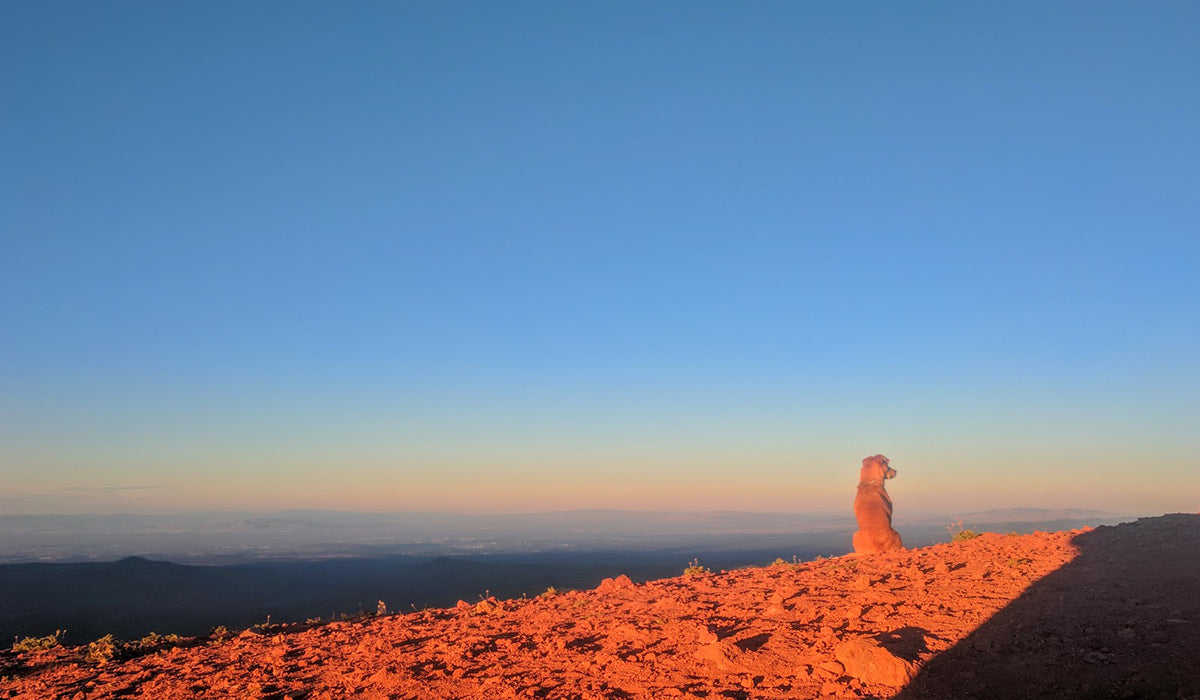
2,2,1197,515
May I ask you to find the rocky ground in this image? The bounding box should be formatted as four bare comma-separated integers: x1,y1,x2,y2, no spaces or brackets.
2,514,1197,700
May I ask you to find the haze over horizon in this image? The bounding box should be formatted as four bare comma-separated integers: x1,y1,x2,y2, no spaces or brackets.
3,3,1197,518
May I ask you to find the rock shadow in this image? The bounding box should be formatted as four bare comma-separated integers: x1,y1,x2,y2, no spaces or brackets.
733,632,771,652
894,514,1200,700
872,626,929,662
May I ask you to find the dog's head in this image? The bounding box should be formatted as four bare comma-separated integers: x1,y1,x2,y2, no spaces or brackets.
860,454,897,484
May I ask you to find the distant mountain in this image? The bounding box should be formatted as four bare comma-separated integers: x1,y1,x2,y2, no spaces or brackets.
944,507,1122,522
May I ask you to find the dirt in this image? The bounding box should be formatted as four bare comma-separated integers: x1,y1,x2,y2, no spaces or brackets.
2,513,1197,700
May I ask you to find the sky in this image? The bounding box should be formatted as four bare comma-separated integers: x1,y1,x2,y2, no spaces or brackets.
2,2,1198,517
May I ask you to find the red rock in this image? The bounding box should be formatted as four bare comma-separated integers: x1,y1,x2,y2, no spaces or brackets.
694,642,743,671
596,574,635,593
834,637,915,687
817,659,845,676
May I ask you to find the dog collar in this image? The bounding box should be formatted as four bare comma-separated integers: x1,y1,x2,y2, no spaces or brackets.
859,479,884,487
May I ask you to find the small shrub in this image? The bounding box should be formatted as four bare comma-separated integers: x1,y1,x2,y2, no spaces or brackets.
85,634,117,665
132,632,159,650
376,600,387,616
129,632,181,651
947,519,979,542
209,626,230,645
540,586,559,597
683,558,710,577
12,630,64,652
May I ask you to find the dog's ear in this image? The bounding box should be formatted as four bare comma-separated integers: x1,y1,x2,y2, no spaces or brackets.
863,454,887,470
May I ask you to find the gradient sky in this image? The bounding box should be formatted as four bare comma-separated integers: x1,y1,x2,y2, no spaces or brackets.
3,2,1198,516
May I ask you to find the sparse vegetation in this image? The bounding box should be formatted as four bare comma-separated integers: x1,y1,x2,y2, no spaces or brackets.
84,634,117,665
376,600,387,616
771,555,801,567
683,558,710,577
128,632,182,651
12,630,64,653
947,519,979,542
209,625,230,645
540,586,559,597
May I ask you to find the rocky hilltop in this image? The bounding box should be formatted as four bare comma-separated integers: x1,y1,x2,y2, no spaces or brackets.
3,514,1197,700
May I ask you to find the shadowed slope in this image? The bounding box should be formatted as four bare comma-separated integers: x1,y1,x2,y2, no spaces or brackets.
896,513,1200,700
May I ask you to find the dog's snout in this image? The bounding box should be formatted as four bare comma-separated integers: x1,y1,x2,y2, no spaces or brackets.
886,467,897,478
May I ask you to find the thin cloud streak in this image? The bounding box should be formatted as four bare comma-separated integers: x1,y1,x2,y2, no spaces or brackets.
57,486,159,493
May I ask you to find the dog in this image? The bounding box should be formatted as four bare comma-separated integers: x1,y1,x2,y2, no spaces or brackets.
852,454,903,554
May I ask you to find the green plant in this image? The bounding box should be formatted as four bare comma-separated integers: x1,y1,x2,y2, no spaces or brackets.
12,630,64,652
129,632,182,651
133,632,159,650
84,634,117,665
683,558,710,577
947,519,979,542
209,625,230,645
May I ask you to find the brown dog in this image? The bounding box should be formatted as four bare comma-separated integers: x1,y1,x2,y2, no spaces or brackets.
852,454,903,554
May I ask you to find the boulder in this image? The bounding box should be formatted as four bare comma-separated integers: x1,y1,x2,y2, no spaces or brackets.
596,574,635,593
834,637,916,687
